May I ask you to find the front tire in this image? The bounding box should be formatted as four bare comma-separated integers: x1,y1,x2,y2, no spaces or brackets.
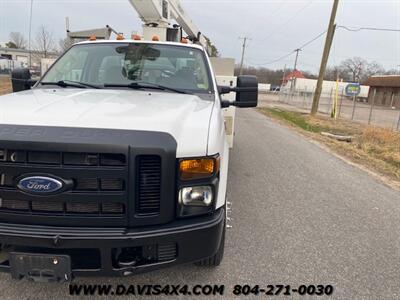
194,223,225,267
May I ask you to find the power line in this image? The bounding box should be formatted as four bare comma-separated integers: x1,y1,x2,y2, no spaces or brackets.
250,29,327,66
250,51,295,66
297,30,328,49
239,1,286,43
337,25,400,33
246,24,400,68
259,0,315,42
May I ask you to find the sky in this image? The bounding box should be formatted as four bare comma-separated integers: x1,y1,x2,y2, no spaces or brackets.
0,0,399,73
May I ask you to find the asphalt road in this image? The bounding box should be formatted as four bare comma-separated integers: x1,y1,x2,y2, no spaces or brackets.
1,108,400,299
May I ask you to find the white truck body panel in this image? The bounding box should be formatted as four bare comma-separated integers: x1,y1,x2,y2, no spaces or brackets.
210,57,236,149
216,76,236,149
0,89,214,159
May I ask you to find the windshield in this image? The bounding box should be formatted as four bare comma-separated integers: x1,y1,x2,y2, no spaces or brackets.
41,43,213,94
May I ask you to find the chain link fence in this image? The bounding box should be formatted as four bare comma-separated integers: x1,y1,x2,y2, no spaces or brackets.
274,87,400,131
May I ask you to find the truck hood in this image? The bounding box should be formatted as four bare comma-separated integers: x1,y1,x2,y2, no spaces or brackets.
0,88,215,157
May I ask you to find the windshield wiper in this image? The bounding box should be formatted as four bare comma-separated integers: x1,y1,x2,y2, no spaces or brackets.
41,80,102,89
104,82,191,94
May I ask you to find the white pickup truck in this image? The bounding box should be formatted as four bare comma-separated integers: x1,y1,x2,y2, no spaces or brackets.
0,40,257,281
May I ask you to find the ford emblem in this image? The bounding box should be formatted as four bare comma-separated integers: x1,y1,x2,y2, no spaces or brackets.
17,176,64,194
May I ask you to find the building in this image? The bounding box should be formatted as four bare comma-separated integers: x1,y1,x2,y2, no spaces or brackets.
258,83,271,93
0,47,59,73
283,70,306,84
283,77,370,99
364,76,400,108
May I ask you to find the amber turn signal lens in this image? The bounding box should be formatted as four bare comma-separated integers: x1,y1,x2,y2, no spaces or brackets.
180,157,219,180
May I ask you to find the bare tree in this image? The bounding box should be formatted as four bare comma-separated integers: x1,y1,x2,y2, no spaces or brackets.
58,37,73,53
385,68,399,75
340,57,367,83
9,32,27,49
365,61,385,78
339,58,386,83
34,25,55,58
324,66,348,81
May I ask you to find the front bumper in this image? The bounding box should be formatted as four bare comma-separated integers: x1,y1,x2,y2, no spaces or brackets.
0,208,225,279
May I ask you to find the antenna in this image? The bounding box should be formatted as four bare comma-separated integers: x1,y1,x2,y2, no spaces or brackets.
65,17,70,32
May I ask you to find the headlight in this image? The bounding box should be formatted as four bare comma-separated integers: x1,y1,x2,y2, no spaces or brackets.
179,186,213,206
179,157,219,180
178,186,214,217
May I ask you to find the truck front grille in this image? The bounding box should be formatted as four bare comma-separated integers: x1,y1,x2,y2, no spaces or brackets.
136,155,161,215
0,124,177,228
0,174,125,193
0,199,125,215
0,147,128,225
157,243,177,261
14,150,127,166
74,178,125,191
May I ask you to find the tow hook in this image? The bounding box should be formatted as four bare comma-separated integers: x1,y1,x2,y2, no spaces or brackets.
53,235,60,246
115,248,140,269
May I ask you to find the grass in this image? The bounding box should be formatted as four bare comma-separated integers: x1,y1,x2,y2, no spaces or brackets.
258,107,400,185
358,127,400,170
266,108,322,132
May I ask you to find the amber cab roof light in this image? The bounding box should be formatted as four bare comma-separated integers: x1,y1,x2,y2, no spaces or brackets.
131,34,141,40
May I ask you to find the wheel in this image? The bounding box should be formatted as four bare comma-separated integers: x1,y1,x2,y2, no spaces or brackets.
194,223,225,267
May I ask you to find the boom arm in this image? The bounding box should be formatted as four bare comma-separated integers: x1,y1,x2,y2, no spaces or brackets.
128,0,169,26
168,0,209,47
128,0,211,53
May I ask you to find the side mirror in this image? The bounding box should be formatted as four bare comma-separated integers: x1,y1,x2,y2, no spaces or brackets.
11,68,36,92
235,75,258,108
219,75,258,108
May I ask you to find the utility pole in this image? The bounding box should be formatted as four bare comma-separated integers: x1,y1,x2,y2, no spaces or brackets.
291,48,301,91
28,0,34,69
281,64,287,89
239,37,250,75
293,48,301,72
311,0,339,115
